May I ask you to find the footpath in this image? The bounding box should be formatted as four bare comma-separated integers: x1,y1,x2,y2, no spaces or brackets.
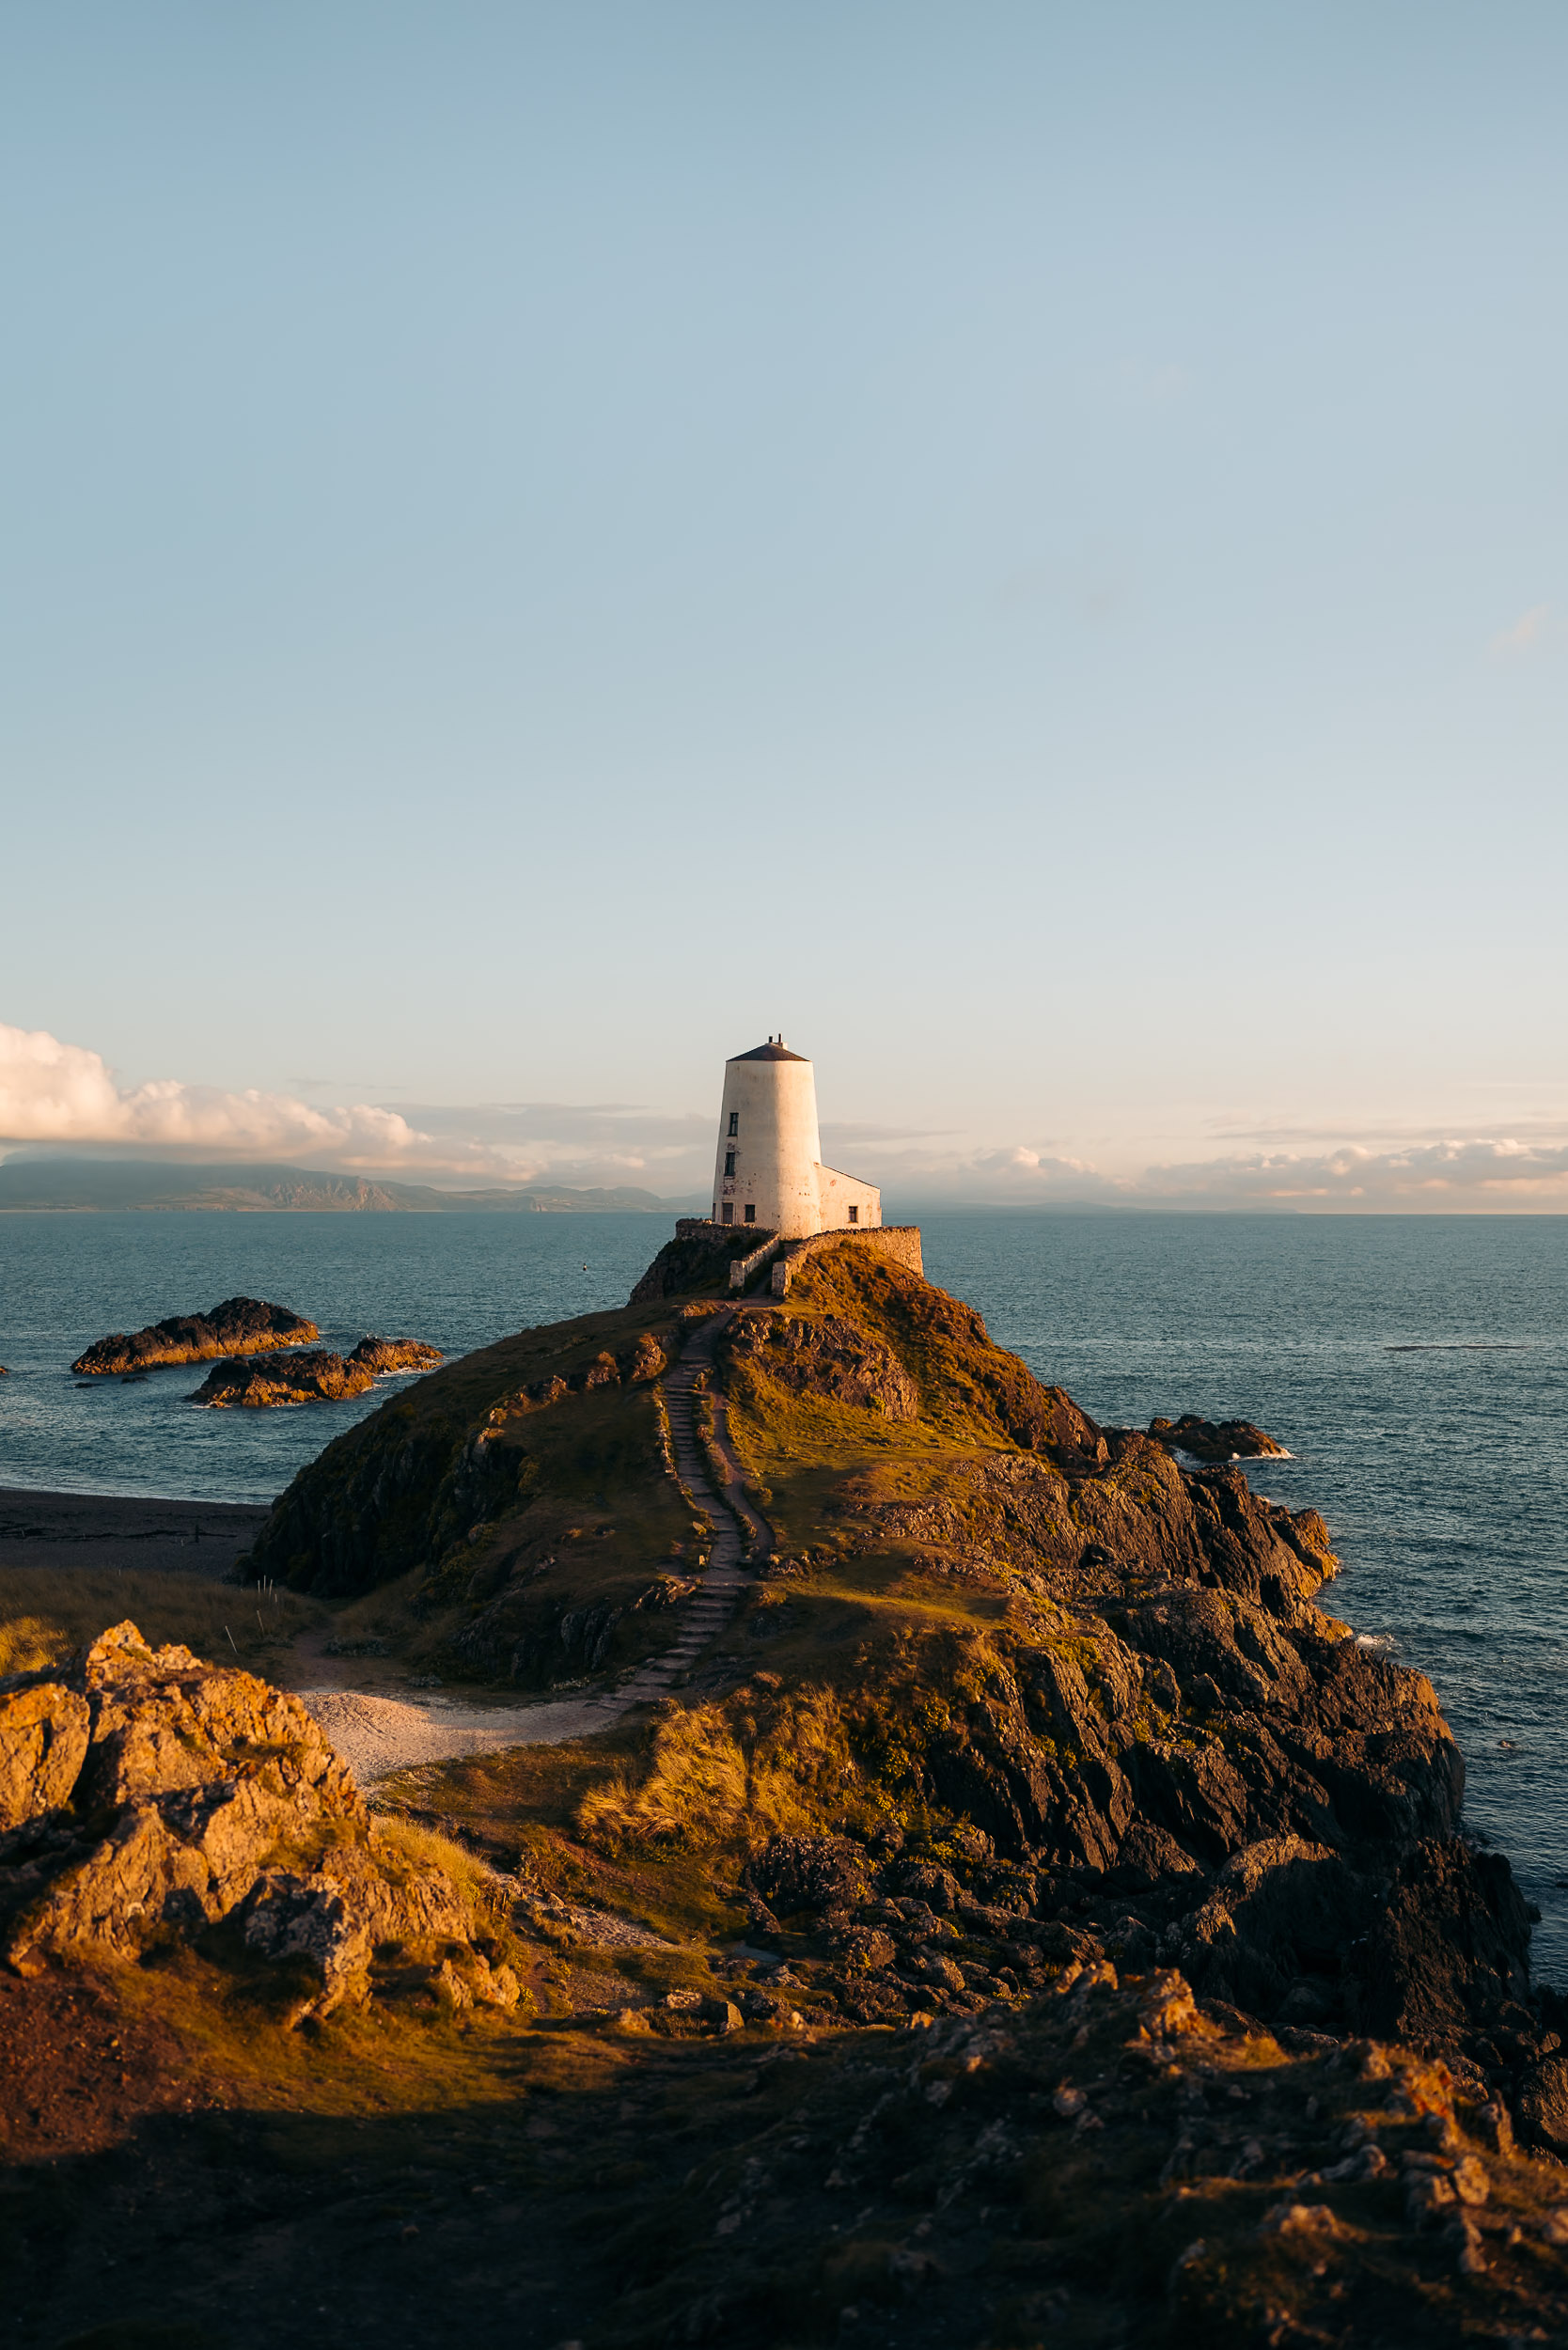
302,1303,769,1781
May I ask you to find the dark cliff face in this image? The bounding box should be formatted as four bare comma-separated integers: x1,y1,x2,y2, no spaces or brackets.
243,1304,688,1613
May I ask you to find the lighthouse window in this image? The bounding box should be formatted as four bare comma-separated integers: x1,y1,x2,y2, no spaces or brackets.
728,1113,738,1136
721,1201,733,1225
848,1204,859,1224
724,1151,736,1178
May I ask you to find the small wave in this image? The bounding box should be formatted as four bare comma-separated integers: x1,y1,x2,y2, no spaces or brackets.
1354,1631,1398,1653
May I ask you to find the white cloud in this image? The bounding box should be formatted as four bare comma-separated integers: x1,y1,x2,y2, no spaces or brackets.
0,1022,431,1167
1139,1136,1568,1209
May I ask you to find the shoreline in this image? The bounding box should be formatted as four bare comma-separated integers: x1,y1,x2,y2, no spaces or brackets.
0,1488,270,1581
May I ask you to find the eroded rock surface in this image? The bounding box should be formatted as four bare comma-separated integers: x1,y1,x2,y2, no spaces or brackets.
191,1336,440,1407
71,1297,317,1375
724,1309,919,1420
0,1622,514,2018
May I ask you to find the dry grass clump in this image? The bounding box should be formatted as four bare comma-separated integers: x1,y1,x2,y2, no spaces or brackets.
373,1814,513,1924
0,1565,320,1677
577,1684,855,1855
0,1615,71,1676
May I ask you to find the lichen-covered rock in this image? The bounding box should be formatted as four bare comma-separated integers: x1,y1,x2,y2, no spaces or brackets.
76,1620,364,1818
8,1780,295,1972
0,1683,89,1831
0,1622,507,2020
625,1331,666,1383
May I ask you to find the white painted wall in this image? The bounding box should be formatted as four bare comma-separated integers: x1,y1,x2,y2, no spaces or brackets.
817,1163,882,1229
710,1043,881,1237
713,1046,823,1237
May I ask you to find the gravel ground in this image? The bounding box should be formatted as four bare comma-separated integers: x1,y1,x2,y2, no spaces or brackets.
299,1687,615,1780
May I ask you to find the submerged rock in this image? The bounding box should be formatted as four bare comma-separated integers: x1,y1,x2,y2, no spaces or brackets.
71,1296,318,1375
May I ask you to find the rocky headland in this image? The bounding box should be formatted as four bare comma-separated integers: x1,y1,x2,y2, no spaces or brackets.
71,1295,318,1375
189,1336,442,1409
3,1234,1566,2345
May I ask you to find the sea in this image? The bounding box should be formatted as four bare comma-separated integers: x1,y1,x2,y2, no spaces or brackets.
1,1207,1564,1980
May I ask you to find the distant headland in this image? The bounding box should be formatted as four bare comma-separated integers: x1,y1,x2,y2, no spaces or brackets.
0,1158,701,1214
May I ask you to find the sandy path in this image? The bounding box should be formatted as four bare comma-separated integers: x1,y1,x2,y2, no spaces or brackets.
299,1687,615,1780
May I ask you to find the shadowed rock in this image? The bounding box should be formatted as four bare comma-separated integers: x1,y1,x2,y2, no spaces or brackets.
1147,1413,1289,1462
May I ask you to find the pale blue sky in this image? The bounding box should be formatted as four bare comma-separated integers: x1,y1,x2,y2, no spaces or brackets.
3,3,1566,1206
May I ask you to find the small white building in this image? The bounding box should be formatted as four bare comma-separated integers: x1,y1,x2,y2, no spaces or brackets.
709,1038,881,1238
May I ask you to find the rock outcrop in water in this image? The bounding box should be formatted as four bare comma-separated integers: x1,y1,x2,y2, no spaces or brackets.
345,1336,444,1378
71,1296,317,1375
1146,1412,1289,1462
190,1337,441,1408
0,1622,515,2019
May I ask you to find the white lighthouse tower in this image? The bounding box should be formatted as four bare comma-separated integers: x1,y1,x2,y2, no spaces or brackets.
710,1038,881,1238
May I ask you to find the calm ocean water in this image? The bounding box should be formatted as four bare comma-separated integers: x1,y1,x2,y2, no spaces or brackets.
1,1207,1564,1979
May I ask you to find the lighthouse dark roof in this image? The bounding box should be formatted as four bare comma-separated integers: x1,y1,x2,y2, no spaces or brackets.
731,1039,808,1063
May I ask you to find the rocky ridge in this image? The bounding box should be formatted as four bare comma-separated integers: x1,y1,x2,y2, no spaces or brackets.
71,1296,318,1375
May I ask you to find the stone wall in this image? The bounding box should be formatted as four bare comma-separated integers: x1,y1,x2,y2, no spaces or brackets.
770,1225,923,1297
729,1233,786,1292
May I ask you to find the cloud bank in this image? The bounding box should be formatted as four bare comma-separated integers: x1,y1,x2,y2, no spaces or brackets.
0,1023,432,1168
0,1023,706,1187
892,1135,1568,1213
6,1021,1568,1209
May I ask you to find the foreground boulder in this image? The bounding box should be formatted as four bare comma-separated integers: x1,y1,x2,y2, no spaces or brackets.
0,1623,516,2019
191,1337,440,1408
72,1297,317,1375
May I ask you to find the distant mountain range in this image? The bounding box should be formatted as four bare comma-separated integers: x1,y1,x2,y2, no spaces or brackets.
0,1159,700,1214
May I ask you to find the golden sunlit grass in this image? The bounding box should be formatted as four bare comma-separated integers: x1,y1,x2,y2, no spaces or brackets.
577,1684,854,1855
371,1814,517,1924
0,1564,321,1677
